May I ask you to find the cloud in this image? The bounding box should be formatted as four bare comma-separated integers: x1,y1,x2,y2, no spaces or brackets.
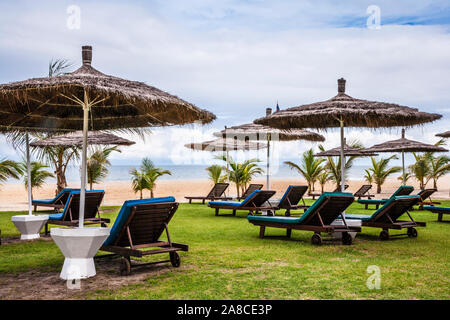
0,1,449,164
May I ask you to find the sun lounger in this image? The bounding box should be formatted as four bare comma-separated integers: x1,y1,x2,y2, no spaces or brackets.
185,183,232,204
423,206,450,222
332,184,349,192
354,185,373,199
44,190,109,234
357,186,414,209
416,189,440,210
99,197,188,275
32,188,80,212
208,190,276,216
347,195,425,240
270,185,309,216
236,184,264,201
247,192,359,245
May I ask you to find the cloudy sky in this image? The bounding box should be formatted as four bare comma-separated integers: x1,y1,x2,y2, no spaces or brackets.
0,0,449,167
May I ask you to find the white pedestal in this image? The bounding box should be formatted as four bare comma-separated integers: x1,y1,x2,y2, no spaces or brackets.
51,227,110,280
331,219,361,240
11,215,48,240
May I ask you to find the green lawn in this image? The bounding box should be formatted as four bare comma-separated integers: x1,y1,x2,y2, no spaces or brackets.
0,200,449,299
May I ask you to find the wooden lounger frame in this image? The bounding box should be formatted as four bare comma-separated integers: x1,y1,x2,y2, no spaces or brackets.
273,185,309,216
249,195,360,245
236,184,264,201
308,185,349,200
99,202,188,275
416,188,440,210
354,185,373,200
44,191,109,235
33,189,77,212
209,190,276,216
359,197,426,240
185,183,232,204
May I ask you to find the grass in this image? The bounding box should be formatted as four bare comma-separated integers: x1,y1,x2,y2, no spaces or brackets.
0,200,449,299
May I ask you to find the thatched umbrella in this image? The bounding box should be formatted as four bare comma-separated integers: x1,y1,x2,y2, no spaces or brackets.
213,108,325,189
30,131,135,147
0,45,215,228
0,45,215,279
314,143,377,157
365,129,448,185
255,78,442,192
436,131,450,138
185,138,267,190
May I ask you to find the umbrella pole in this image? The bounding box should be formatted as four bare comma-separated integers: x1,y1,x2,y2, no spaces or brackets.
266,136,271,190
402,151,406,186
339,120,346,192
78,92,89,228
26,132,32,216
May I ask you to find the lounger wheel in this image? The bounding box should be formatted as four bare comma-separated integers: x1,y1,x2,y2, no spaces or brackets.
119,257,131,276
407,227,418,238
311,233,322,245
379,230,390,241
170,251,181,268
342,232,352,245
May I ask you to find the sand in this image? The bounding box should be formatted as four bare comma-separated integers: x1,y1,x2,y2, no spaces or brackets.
0,176,449,211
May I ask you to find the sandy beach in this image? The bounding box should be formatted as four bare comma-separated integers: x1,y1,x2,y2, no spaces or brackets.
1,176,448,211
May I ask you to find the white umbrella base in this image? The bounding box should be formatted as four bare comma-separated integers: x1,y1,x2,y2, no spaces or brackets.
331,219,361,240
50,227,110,280
11,215,48,240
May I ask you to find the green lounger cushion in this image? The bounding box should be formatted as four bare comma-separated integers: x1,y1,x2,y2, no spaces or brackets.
347,195,419,222
248,192,353,224
423,206,450,212
357,186,414,205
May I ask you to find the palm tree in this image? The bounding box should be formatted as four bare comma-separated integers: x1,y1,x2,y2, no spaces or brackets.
130,168,149,199
21,161,54,200
318,141,362,189
217,155,263,197
0,158,23,186
87,146,120,190
131,158,171,198
397,172,412,184
284,149,324,192
364,169,373,185
317,171,332,193
368,156,402,193
410,153,431,190
206,165,226,185
426,154,450,189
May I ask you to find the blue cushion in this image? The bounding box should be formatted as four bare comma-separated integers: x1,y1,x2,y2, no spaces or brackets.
33,188,80,204
350,195,420,221
248,215,302,224
48,212,65,220
48,190,105,222
344,214,373,221
103,196,175,246
423,206,450,212
278,185,294,204
209,189,261,207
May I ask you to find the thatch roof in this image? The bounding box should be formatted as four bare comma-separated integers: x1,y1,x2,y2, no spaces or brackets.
30,131,135,147
314,143,377,157
254,78,442,130
213,108,325,142
0,46,215,132
365,130,448,153
185,138,267,152
436,131,450,138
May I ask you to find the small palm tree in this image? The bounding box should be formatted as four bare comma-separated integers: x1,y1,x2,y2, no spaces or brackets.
206,164,226,185
130,158,171,198
364,169,373,185
0,158,23,186
21,161,54,200
410,153,431,190
130,168,150,199
368,156,402,193
217,155,263,197
284,149,324,192
87,146,120,190
426,154,450,189
397,172,412,184
317,171,332,193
